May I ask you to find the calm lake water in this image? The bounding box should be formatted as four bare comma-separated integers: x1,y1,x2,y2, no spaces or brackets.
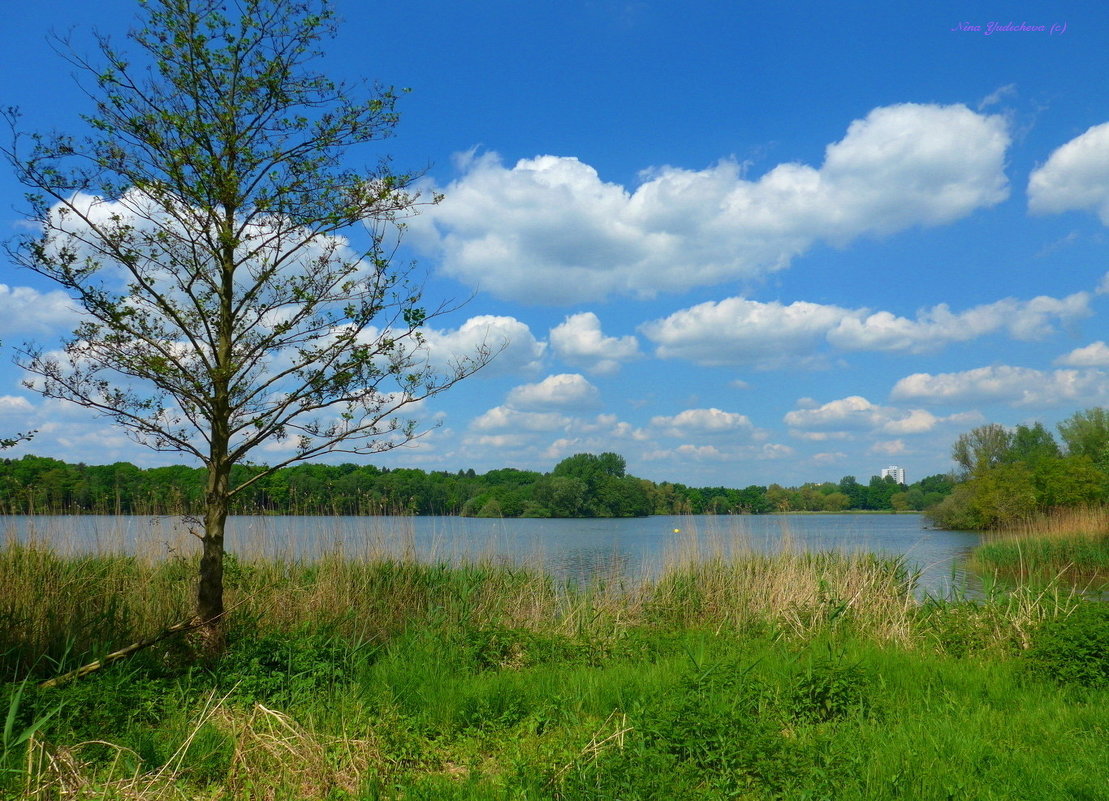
5,513,982,598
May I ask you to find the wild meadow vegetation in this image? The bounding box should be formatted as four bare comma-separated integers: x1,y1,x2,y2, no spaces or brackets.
3,517,1108,800
1,412,1106,799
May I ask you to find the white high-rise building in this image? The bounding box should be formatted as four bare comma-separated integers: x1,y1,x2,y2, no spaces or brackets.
880,465,906,485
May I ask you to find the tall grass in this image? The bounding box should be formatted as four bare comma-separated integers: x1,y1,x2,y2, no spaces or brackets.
1003,504,1108,540
642,550,917,643
0,542,193,676
4,515,1085,678
969,505,1109,588
2,539,921,679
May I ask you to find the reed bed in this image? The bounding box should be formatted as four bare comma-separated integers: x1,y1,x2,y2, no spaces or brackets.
19,693,386,800
0,518,1079,679
999,504,1108,541
969,505,1109,588
2,542,921,678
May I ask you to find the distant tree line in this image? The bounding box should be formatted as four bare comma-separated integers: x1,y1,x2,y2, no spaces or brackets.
927,406,1109,530
0,450,950,518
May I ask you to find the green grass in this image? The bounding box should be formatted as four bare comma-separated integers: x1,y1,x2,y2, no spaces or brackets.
1,543,1107,799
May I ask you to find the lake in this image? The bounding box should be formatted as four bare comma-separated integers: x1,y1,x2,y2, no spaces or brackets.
4,512,982,598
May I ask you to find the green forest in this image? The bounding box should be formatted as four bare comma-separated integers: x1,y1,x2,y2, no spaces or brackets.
3,406,1105,525
0,450,950,518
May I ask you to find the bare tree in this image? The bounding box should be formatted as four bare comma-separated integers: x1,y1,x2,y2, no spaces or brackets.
3,0,490,650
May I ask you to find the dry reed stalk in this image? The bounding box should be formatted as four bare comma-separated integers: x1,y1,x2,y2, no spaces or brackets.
1002,582,1081,650
548,709,633,786
22,736,188,801
214,702,385,800
643,547,917,644
19,691,384,801
1000,505,1108,542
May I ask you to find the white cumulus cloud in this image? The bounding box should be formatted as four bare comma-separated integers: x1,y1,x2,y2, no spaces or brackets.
891,365,1109,407
758,443,796,460
826,293,1090,351
0,395,34,412
641,297,849,368
784,396,978,435
420,315,546,376
869,440,907,456
505,373,601,411
549,312,641,374
784,396,890,431
674,444,728,460
650,407,757,438
1028,122,1109,223
411,103,1009,304
0,284,82,338
1056,341,1109,367
642,441,794,464
470,406,573,432
641,292,1087,368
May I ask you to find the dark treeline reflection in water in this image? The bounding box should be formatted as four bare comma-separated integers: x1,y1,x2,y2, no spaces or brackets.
5,513,982,598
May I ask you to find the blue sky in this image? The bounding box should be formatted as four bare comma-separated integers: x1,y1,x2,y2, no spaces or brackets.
1,0,1108,487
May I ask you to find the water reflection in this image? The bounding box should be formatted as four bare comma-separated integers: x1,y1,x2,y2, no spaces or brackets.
3,512,983,598
554,547,639,588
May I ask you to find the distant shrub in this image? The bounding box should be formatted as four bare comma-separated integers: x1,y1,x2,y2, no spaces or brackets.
925,483,984,530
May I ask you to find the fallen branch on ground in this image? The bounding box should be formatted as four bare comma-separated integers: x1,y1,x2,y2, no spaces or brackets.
38,615,219,690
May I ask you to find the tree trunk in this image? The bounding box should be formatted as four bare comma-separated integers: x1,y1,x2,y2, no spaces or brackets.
195,463,230,657
197,224,236,657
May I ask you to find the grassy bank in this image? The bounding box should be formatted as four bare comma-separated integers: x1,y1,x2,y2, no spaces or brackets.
2,539,1107,799
969,506,1109,589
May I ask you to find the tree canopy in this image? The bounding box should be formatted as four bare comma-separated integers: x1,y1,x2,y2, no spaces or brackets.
1057,407,1109,471
929,407,1109,530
